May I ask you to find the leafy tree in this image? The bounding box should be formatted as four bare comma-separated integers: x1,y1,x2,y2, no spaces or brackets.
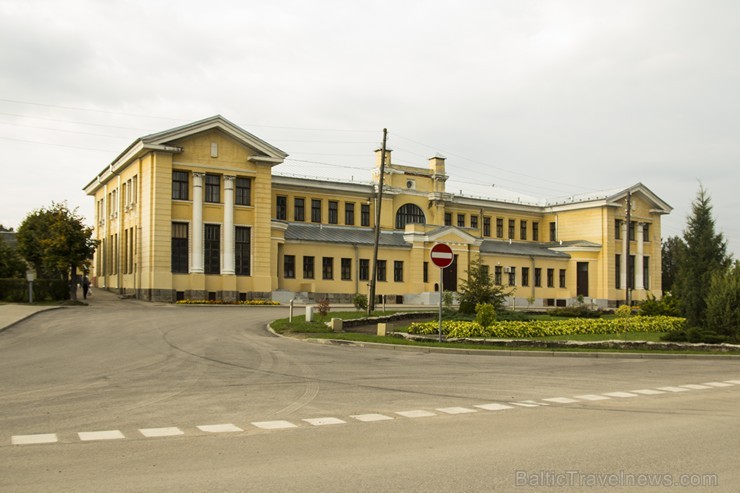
457,257,511,314
661,236,685,293
16,203,98,301
0,236,26,278
672,185,731,329
704,262,739,343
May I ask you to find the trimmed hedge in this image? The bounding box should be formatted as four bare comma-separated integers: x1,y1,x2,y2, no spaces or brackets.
408,316,686,338
0,278,69,302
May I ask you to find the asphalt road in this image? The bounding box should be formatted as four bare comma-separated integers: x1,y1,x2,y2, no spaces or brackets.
1,297,738,492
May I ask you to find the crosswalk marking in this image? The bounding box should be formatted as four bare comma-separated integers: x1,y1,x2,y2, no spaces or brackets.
603,392,638,398
197,424,243,433
542,397,579,404
724,380,740,385
139,427,184,438
78,430,125,441
252,420,298,430
12,433,58,445
436,407,477,415
475,403,514,411
395,410,437,418
510,401,542,408
704,382,733,387
350,413,393,422
657,386,691,392
303,417,346,426
680,384,711,390
631,389,666,395
574,394,611,401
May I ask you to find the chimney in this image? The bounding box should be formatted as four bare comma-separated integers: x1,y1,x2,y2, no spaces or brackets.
375,148,392,168
429,154,446,177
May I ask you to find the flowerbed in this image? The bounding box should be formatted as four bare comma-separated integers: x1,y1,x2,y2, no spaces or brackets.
176,299,280,306
408,316,686,338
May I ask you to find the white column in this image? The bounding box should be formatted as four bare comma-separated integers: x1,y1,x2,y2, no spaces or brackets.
191,172,204,273
223,175,235,275
620,222,627,290
635,222,644,290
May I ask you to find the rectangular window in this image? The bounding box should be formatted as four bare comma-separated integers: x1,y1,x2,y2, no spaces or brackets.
423,261,428,283
205,174,220,203
522,267,529,287
615,219,622,240
549,222,557,242
445,213,452,226
235,226,251,275
483,217,491,237
470,215,478,230
496,218,504,238
615,254,621,289
284,255,296,278
359,259,370,281
520,220,527,240
643,223,650,242
294,198,305,221
628,221,636,241
235,177,251,206
394,261,404,282
508,267,516,286
457,214,465,227
508,219,515,239
276,196,287,220
559,269,566,288
311,199,322,223
534,268,542,287
328,201,338,224
322,257,333,280
644,256,650,289
532,222,539,242
361,204,370,226
494,266,503,285
547,268,554,288
204,224,220,274
303,256,314,279
376,260,386,281
629,255,635,289
341,258,352,280
345,202,355,225
173,171,189,200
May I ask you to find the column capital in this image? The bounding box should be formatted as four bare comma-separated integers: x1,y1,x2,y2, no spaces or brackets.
193,172,205,179
223,175,236,182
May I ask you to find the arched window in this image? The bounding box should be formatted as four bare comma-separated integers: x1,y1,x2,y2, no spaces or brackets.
395,203,426,229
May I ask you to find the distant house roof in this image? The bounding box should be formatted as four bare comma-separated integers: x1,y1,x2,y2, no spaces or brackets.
480,240,571,259
0,230,17,248
284,223,410,248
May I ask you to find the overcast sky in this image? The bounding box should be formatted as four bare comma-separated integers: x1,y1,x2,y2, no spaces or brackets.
1,0,738,257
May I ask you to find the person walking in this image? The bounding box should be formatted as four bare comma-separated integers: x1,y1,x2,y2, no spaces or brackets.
82,275,91,300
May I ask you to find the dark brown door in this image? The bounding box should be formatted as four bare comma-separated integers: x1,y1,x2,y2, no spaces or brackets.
577,262,589,297
442,254,458,292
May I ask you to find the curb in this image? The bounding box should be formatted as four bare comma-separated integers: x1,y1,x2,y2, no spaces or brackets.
0,306,64,334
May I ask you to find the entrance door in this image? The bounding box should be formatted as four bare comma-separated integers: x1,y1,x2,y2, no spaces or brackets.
442,254,458,292
576,262,589,297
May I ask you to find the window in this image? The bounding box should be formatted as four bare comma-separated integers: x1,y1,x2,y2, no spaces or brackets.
235,226,251,275
615,219,622,240
284,255,296,278
457,214,465,228
235,177,251,206
303,256,314,279
628,221,636,241
494,266,503,285
294,198,305,221
394,261,404,282
359,259,370,281
508,267,516,286
520,220,527,240
547,268,554,288
532,222,539,242
204,224,220,274
444,213,452,226
173,171,189,200
522,267,529,287
471,215,478,230
276,196,287,220
341,258,352,280
534,268,542,287
559,269,566,288
396,203,426,229
328,201,338,224
496,218,504,238
376,260,387,281
508,219,515,239
361,204,370,226
423,262,428,283
205,174,220,203
615,254,621,289
483,217,491,237
628,255,635,289
171,222,188,273
644,256,650,289
549,222,557,242
345,202,355,225
643,223,650,242
322,257,333,279
311,199,322,223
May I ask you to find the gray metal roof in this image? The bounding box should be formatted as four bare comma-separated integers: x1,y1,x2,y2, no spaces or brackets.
284,223,410,247
479,240,571,259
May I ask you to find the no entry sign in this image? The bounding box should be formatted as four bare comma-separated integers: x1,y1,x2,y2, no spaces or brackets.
430,243,454,269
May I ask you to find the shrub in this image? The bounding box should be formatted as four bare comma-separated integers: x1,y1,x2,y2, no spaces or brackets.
615,304,633,318
317,298,331,319
352,293,368,311
549,305,603,318
638,293,681,317
475,303,496,328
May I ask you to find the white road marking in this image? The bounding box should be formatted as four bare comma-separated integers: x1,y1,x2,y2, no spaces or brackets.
252,420,298,430
11,433,58,445
436,407,477,415
475,403,514,411
631,389,666,395
139,427,184,438
78,430,125,441
197,424,243,433
303,417,346,426
724,380,740,385
510,401,541,408
603,392,638,398
395,410,437,418
350,413,393,422
680,384,711,390
542,397,579,404
574,394,611,401
657,386,691,392
704,382,733,387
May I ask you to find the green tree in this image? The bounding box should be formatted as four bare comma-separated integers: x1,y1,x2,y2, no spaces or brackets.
16,203,98,301
0,236,27,278
457,257,511,314
672,185,731,329
661,236,685,293
705,262,739,342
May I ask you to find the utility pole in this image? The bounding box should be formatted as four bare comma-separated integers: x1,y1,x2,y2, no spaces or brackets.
625,190,632,307
368,128,388,314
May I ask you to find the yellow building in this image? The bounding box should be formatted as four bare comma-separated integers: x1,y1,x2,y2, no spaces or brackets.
84,116,672,308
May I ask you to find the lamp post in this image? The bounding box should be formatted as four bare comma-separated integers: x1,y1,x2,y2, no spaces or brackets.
26,269,36,304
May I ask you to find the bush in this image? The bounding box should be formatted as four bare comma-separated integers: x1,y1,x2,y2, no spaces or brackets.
317,298,331,319
475,303,496,328
352,293,368,311
0,278,68,302
615,304,633,318
549,305,603,318
638,293,681,317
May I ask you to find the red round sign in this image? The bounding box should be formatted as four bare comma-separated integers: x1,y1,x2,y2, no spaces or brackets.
430,243,454,269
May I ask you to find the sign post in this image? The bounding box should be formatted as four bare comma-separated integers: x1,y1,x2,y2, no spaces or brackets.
430,243,454,342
